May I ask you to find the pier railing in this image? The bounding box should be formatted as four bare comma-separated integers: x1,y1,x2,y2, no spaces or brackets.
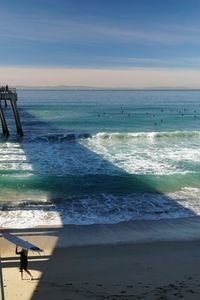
0,86,16,93
0,86,23,136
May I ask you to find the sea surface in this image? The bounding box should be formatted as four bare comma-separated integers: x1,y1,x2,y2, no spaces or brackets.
1,89,200,228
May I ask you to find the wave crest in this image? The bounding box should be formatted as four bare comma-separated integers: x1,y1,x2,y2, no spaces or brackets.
30,130,200,143
94,131,200,140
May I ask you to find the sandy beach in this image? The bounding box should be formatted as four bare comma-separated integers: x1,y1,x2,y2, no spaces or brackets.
1,218,200,299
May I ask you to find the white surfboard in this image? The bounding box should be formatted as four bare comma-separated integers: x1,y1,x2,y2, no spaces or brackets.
2,232,43,252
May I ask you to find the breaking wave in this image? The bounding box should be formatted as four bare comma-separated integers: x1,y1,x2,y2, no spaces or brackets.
93,131,200,140
0,187,199,228
28,130,200,143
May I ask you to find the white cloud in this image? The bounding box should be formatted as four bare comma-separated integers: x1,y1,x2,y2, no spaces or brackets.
0,11,200,46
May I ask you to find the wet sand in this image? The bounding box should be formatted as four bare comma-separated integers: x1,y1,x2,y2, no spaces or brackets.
1,218,200,299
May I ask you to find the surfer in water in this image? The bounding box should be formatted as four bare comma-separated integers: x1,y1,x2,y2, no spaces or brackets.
15,246,33,280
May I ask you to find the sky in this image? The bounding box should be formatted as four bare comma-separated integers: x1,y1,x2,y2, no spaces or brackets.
0,0,200,88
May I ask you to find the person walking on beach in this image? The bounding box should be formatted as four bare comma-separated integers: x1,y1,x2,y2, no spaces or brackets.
15,246,33,280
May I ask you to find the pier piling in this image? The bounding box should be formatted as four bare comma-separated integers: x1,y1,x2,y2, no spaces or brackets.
0,103,9,136
0,87,23,136
10,99,23,136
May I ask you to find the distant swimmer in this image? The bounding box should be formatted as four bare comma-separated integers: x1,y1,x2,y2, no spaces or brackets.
15,246,33,280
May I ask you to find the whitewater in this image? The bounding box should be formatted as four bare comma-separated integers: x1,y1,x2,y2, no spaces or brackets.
0,89,200,228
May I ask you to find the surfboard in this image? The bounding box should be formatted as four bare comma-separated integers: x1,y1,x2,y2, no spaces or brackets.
2,232,43,252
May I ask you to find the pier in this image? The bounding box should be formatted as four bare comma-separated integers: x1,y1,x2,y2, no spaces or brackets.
0,86,23,136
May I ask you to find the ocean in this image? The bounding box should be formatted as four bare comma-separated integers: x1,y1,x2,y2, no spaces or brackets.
1,89,200,228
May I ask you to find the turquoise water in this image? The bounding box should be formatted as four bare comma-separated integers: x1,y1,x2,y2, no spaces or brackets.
1,89,200,227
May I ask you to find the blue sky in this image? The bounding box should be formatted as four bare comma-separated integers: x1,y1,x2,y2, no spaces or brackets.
1,0,200,87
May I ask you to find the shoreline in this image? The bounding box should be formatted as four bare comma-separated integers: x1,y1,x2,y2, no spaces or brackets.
2,216,200,247
56,216,200,247
1,221,200,299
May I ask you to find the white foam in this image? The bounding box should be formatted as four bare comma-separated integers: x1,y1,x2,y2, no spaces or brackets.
0,209,62,228
80,133,200,175
1,133,200,228
1,187,200,228
1,132,200,176
0,142,33,172
94,131,200,140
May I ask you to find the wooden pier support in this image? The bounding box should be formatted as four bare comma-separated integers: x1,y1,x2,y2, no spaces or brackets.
10,99,23,136
0,88,23,136
0,103,9,136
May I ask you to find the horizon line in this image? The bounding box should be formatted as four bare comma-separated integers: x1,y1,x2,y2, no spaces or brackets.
14,85,200,91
